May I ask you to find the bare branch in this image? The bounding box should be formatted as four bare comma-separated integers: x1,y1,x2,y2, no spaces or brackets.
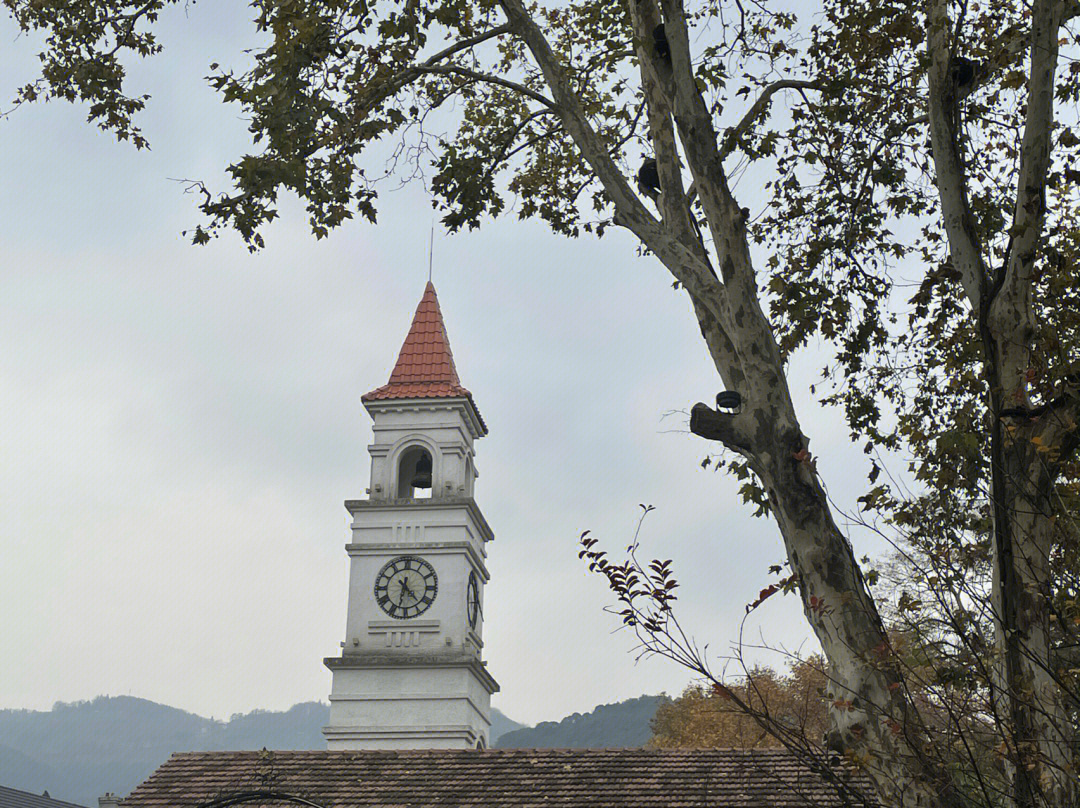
353,25,522,119
719,80,822,160
199,792,326,808
422,23,512,65
411,65,555,109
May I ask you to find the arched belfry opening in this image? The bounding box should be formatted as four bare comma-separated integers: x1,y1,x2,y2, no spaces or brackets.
397,445,433,499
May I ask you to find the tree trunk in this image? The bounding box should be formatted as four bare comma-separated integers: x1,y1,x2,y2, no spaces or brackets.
926,0,1077,802
987,361,1076,806
757,441,961,807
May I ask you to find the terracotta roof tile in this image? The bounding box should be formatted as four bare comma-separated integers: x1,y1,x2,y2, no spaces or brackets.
121,749,877,808
363,283,473,403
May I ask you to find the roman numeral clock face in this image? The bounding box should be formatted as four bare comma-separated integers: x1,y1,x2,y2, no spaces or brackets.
374,556,437,619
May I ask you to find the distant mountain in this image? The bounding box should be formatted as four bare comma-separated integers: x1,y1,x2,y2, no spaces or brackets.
0,698,329,807
489,708,526,742
0,697,523,807
495,695,668,749
0,745,59,797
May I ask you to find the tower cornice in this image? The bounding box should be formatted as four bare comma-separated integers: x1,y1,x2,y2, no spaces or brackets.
325,651,500,695
345,541,490,581
363,396,486,440
345,496,494,543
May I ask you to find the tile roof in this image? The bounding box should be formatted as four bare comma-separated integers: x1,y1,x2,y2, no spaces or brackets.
363,283,473,404
122,749,876,808
0,786,89,808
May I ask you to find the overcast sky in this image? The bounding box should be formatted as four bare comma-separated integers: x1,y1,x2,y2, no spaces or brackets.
0,4,888,727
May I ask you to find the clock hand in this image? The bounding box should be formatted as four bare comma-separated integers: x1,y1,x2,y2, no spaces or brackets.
398,578,416,605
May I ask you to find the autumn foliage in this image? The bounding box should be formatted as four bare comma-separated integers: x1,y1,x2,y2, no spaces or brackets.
650,658,829,751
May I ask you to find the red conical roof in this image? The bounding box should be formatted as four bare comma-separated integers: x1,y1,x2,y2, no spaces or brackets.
362,283,475,405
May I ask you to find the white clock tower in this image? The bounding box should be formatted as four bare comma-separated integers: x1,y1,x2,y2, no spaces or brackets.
323,283,499,750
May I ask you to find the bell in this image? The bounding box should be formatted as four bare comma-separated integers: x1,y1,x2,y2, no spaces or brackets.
410,452,433,489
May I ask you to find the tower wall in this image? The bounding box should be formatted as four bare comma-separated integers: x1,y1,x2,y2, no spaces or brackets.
325,655,497,749
324,365,496,749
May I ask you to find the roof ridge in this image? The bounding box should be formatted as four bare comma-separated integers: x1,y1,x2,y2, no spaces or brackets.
121,748,879,808
164,747,839,755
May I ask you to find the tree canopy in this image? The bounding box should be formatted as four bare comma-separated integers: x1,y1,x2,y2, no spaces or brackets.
650,658,829,751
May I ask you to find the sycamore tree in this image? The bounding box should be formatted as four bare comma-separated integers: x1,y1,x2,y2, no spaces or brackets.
6,0,1080,805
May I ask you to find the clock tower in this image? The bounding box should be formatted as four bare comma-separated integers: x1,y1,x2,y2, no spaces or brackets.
323,283,498,750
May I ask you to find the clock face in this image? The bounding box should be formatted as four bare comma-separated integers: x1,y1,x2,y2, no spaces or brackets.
466,570,480,630
374,556,437,619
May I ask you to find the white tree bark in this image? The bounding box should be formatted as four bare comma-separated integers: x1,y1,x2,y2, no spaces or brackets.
925,0,1076,804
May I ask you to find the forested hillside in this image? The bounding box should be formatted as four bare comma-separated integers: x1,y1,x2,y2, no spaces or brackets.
495,695,667,748
0,695,668,805
0,698,327,806
0,697,525,806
